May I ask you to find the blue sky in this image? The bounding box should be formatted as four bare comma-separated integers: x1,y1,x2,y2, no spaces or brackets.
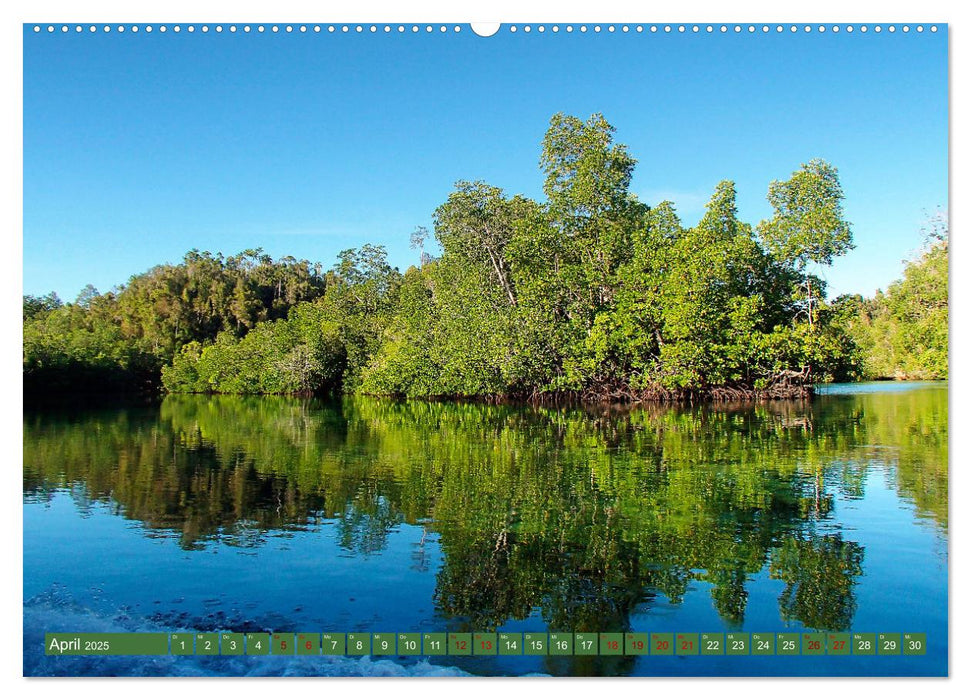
23,23,948,301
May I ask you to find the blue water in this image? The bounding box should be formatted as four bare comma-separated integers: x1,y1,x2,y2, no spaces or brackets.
815,380,948,395
23,384,949,676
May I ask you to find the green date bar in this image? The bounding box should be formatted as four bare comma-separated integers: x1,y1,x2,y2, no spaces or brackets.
45,633,169,656
42,631,929,656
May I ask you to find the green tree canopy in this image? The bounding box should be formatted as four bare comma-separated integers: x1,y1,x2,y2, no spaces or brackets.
757,158,854,270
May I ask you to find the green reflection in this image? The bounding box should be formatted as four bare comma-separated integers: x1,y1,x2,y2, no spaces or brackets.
23,384,947,634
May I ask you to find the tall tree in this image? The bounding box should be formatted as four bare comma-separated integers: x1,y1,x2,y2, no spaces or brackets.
433,181,529,307
541,112,636,224
757,159,854,328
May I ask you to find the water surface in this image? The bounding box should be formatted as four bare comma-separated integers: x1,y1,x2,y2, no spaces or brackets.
23,382,948,676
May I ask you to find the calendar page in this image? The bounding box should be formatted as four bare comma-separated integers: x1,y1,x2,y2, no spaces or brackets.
20,8,950,683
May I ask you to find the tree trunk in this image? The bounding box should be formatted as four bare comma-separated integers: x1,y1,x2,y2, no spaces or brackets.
487,250,516,307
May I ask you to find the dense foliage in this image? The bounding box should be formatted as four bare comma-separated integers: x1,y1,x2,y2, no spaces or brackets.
24,250,326,393
843,212,949,380
23,113,945,399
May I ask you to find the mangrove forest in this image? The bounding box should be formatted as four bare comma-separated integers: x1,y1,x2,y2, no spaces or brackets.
22,114,949,401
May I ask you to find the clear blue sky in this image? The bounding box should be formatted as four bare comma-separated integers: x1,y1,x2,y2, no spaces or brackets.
23,24,948,301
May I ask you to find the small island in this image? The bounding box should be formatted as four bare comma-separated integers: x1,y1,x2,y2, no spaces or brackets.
23,114,947,403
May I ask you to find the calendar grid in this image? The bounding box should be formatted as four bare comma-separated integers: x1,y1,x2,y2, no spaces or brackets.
44,632,927,657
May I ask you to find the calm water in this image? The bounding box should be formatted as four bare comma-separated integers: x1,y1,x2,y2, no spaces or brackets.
23,382,948,676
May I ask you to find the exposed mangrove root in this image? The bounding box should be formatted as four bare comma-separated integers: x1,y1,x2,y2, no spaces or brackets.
532,367,814,406
359,369,815,407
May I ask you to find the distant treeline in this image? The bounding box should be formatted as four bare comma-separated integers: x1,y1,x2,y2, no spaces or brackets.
23,113,948,400
23,250,327,394
843,212,948,380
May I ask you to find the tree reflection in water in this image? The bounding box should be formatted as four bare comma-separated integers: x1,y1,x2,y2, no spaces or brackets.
23,386,947,635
